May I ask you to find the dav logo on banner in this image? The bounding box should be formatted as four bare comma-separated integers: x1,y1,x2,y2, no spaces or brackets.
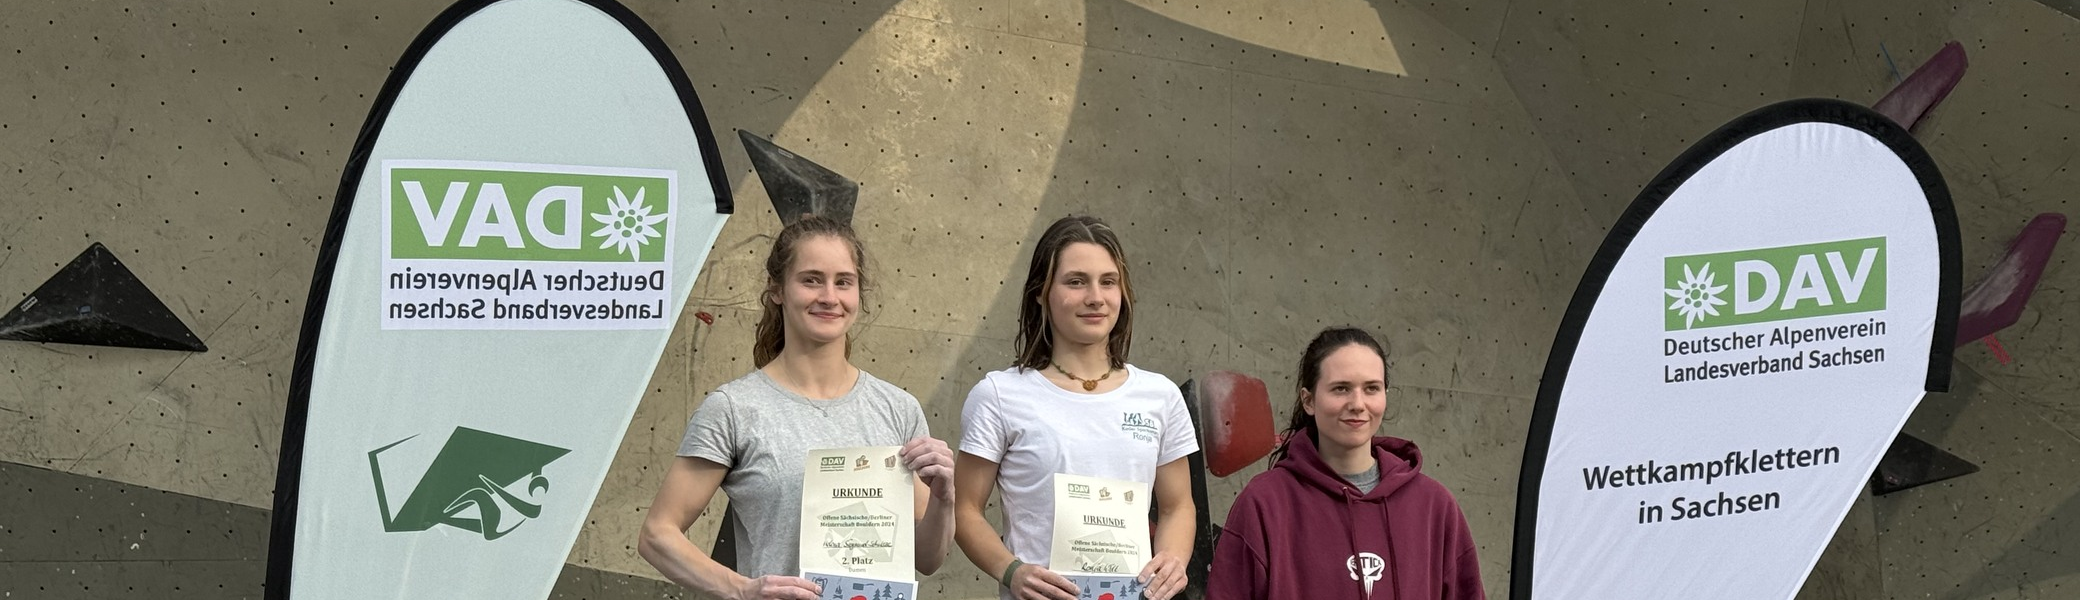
379,160,679,331
368,427,570,542
1663,237,1886,331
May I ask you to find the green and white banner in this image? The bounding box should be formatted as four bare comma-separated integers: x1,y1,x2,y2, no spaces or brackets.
380,161,679,329
1511,100,1959,600
266,1,733,598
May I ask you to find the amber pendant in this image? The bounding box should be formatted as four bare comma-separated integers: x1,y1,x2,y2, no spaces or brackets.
1081,380,1098,392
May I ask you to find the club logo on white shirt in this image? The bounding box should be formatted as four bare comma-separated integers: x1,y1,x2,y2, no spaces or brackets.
1347,552,1385,598
1120,412,1159,442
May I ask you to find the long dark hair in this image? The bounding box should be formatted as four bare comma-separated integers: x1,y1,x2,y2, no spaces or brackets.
753,214,868,367
1272,326,1391,462
1012,215,1135,371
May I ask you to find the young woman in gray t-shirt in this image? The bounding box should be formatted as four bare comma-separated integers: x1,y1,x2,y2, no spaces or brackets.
639,215,958,600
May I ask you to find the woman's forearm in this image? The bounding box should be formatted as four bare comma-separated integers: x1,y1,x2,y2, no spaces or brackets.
915,492,957,575
638,519,746,600
1152,498,1197,559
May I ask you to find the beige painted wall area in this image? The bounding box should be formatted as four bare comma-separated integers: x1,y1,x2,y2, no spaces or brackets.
3,1,2077,599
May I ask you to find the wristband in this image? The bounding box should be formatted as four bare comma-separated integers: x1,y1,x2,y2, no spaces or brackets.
999,559,1025,589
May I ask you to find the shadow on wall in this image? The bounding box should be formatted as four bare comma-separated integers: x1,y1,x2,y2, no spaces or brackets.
924,0,1472,595
1117,0,1410,76
922,0,1445,443
636,0,908,160
935,0,1439,377
667,0,1510,594
2032,0,2080,19
1885,363,2080,599
1954,456,2080,596
695,1,2080,598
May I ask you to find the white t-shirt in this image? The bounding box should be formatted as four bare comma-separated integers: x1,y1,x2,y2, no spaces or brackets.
958,364,1200,578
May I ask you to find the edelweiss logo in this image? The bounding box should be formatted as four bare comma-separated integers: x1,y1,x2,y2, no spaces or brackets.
589,186,666,261
368,426,570,541
1347,552,1385,598
1662,238,1887,331
1665,262,1729,329
386,161,675,263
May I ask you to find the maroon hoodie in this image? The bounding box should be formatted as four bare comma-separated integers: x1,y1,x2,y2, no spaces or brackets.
1210,432,1484,600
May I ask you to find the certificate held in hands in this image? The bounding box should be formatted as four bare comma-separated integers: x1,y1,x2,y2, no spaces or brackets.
1051,473,1153,599
800,446,917,600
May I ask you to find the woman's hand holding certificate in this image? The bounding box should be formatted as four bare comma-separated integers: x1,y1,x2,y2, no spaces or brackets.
1050,474,1155,599
1004,561,1081,600
899,436,956,503
799,446,918,600
1136,551,1188,600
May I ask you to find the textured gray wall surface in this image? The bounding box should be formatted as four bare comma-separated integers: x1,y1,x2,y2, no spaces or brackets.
1,1,2074,599
0,462,689,600
1780,2,2080,599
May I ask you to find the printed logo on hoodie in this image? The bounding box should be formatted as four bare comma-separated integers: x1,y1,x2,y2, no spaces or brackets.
1347,552,1385,598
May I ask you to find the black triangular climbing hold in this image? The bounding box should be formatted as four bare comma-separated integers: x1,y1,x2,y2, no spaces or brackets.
0,242,207,352
738,130,858,226
1871,432,1978,495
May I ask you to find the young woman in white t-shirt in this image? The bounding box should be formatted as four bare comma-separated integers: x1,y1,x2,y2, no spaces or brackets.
955,215,1201,600
638,215,958,600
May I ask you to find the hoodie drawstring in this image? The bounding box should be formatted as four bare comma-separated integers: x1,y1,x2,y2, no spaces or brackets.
1351,485,1403,600
1381,497,1401,599
1282,434,1426,599
1341,487,1365,599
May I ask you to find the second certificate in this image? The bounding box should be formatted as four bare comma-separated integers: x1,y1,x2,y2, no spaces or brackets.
1049,473,1153,576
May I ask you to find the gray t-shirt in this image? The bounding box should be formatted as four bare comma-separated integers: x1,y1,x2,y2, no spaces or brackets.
1342,463,1381,495
677,369,929,579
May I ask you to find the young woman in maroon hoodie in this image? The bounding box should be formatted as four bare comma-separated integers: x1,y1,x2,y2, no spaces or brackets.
1209,327,1484,600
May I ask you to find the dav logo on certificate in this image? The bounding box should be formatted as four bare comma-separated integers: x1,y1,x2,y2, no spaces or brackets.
800,447,916,599
1051,473,1153,598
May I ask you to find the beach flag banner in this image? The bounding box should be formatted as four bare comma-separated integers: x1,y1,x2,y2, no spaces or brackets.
263,1,733,598
1511,99,1958,600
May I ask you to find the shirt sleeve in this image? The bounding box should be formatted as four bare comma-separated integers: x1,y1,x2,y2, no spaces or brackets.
901,390,931,441
1158,384,1201,466
957,376,1009,463
676,390,736,467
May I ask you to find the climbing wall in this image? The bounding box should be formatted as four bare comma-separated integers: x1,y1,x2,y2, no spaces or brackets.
4,0,2075,599
1790,1,2080,598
